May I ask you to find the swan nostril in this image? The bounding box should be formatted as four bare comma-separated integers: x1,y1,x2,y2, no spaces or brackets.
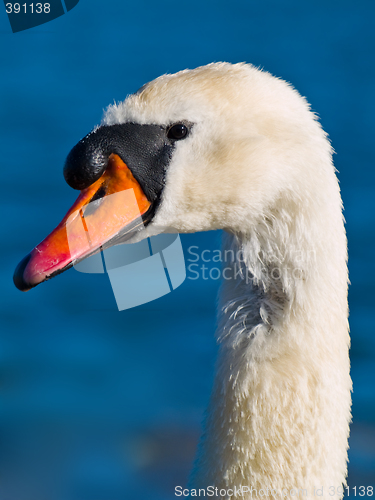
83,184,108,217
88,184,107,204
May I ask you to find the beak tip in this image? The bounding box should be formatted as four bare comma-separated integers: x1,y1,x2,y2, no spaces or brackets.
13,253,34,292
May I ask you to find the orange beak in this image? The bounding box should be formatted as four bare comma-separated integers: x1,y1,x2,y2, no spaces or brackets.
14,154,151,291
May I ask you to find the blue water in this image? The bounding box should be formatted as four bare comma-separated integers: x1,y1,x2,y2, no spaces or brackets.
0,1,374,498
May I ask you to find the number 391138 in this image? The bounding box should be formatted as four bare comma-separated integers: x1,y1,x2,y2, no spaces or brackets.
5,3,51,14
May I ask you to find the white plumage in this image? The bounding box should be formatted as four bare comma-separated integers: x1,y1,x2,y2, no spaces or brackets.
104,63,351,498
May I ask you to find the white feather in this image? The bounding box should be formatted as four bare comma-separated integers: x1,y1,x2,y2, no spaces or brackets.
103,62,351,499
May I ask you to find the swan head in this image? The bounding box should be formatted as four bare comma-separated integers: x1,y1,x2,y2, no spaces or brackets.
14,62,332,291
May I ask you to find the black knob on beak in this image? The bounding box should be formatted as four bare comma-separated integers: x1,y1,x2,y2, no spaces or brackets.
63,123,174,202
64,127,114,190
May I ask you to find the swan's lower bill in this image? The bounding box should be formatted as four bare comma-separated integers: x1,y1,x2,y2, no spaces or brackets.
13,154,151,291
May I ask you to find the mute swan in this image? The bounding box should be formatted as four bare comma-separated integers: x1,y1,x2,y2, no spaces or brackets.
14,63,351,499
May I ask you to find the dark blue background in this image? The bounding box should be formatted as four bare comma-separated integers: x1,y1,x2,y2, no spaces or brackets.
0,1,374,498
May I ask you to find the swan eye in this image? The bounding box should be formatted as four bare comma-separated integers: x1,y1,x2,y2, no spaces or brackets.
167,123,188,140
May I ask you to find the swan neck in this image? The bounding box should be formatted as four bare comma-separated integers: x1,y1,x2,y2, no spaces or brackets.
191,211,351,497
